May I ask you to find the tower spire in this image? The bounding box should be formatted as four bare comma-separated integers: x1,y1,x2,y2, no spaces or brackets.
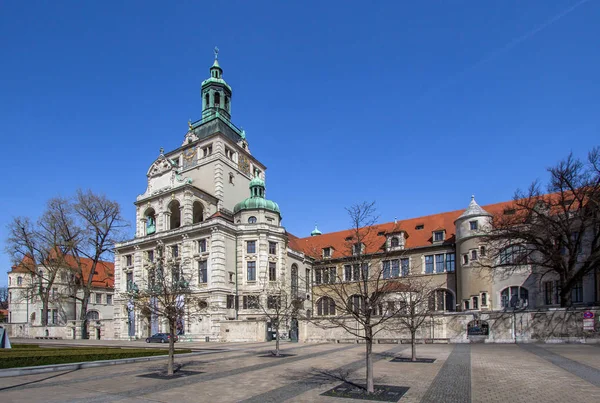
201,48,231,121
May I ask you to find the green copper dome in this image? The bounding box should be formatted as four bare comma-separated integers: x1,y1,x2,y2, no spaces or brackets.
311,224,322,236
233,176,281,215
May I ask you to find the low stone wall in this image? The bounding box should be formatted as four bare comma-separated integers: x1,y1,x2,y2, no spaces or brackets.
300,307,600,344
219,320,266,342
3,319,115,340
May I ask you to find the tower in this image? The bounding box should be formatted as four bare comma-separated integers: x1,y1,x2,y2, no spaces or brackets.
201,47,232,121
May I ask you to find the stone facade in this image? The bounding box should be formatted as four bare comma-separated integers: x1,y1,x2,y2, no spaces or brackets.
113,53,600,343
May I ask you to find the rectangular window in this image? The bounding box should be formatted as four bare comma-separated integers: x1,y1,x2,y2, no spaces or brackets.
434,231,444,242
472,296,478,310
445,253,455,272
227,294,235,309
198,239,207,253
147,250,154,263
247,261,256,281
382,261,391,279
322,268,329,284
464,300,470,310
106,294,112,305
353,264,360,281
344,265,352,282
435,254,445,273
329,267,336,284
306,269,310,292
125,255,132,267
315,269,322,284
481,292,487,306
544,281,553,305
203,144,213,157
247,240,256,254
323,248,331,258
243,295,259,309
198,260,208,283
400,258,409,276
269,262,276,281
571,279,583,303
269,242,277,255
95,293,102,304
463,254,469,265
480,246,486,257
391,259,400,277
425,255,434,274
470,221,478,230
52,309,58,324
353,243,362,255
171,245,179,258
52,287,58,299
471,250,478,261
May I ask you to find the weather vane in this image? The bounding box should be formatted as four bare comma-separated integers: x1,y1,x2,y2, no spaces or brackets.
214,46,219,60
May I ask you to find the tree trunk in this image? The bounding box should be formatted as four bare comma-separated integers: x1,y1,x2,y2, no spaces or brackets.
41,294,49,326
167,319,175,376
411,330,417,361
275,323,280,357
365,328,374,393
79,289,90,339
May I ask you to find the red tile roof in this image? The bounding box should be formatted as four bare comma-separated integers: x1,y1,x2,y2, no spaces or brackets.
289,199,516,259
10,254,114,289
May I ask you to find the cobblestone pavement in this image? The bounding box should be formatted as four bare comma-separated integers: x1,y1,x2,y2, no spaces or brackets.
1,340,600,402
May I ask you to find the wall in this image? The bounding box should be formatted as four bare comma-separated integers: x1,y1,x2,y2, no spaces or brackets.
219,319,266,342
3,319,115,340
300,308,600,344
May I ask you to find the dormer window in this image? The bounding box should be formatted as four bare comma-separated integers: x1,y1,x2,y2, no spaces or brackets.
433,230,445,242
415,224,424,230
470,221,478,230
352,243,363,255
323,247,331,258
390,237,399,247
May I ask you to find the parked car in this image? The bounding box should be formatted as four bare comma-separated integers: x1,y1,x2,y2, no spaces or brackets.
145,333,178,343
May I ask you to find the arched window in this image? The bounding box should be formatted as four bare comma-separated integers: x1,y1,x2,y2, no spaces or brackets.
499,245,528,265
168,200,181,229
17,276,22,286
145,208,156,235
193,201,204,224
205,93,210,108
225,95,230,111
428,289,455,311
30,312,36,324
390,237,399,247
248,216,257,224
291,264,298,296
500,286,528,308
317,297,336,316
348,294,365,315
86,310,100,320
214,92,220,107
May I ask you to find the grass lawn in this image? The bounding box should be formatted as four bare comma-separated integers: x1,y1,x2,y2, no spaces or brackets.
0,344,192,369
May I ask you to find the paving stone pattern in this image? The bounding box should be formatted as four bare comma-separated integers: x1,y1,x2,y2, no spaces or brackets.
2,340,600,402
420,344,471,403
519,343,600,387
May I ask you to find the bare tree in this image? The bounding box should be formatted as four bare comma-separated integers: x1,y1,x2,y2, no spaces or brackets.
484,148,600,307
0,286,8,310
124,244,206,376
386,276,434,361
258,279,303,357
5,199,72,326
56,190,127,338
309,201,410,394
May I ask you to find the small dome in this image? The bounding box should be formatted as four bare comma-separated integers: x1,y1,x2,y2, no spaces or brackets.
233,176,280,215
249,176,265,188
455,195,492,222
311,224,322,236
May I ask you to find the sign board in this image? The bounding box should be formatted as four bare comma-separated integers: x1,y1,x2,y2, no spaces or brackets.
583,318,595,331
583,311,594,319
467,320,490,337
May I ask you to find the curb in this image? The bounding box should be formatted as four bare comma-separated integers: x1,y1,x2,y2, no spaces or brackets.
0,351,209,378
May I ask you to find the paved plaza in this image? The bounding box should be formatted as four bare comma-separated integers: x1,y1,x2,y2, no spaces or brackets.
1,340,600,402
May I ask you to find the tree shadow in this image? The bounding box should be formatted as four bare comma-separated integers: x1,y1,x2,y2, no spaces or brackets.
0,369,79,391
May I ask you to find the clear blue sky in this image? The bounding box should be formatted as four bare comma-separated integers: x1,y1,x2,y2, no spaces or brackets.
1,1,598,286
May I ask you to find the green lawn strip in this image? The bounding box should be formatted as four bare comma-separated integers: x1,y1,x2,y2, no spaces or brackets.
0,348,192,369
